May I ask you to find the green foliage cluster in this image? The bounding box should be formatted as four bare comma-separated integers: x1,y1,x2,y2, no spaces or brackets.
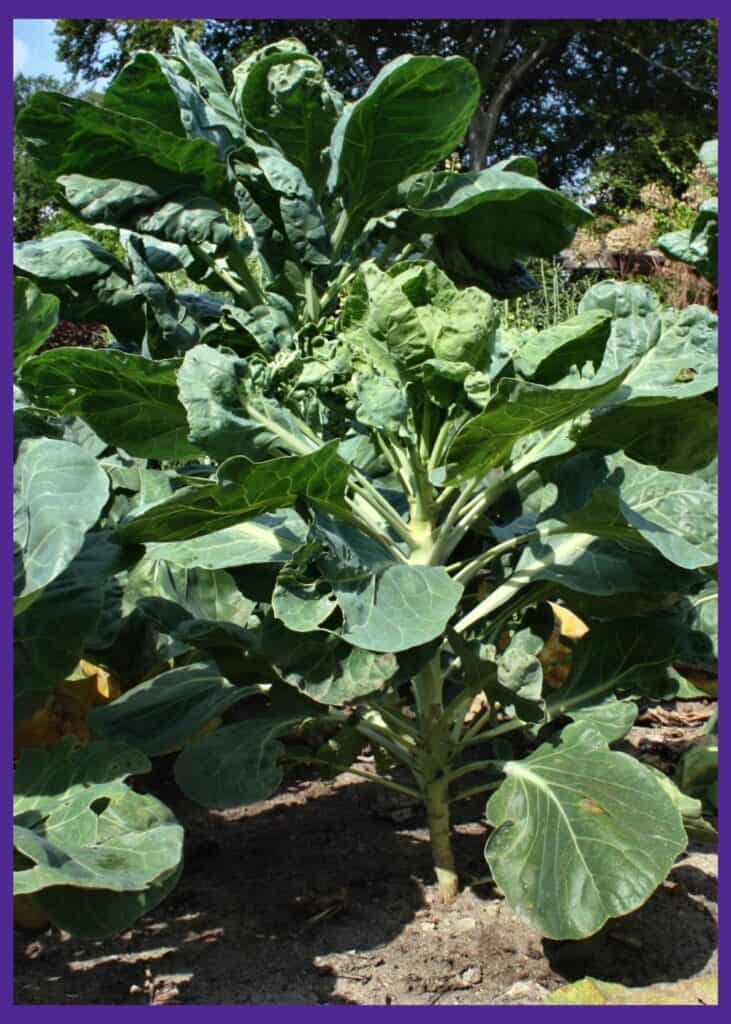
13,33,716,943
53,19,717,188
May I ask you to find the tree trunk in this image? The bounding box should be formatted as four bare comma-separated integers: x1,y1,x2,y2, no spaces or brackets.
468,31,572,170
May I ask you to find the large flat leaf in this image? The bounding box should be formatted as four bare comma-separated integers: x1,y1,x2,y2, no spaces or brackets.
574,396,717,473
657,202,717,285
123,555,254,626
20,348,202,462
567,697,638,745
328,54,479,222
513,310,612,385
89,663,257,755
172,27,245,142
400,167,591,270
313,514,463,653
17,90,227,197
174,689,324,807
14,740,183,937
254,616,399,704
34,862,183,942
510,533,704,601
145,509,307,569
115,443,351,544
545,617,679,725
444,372,627,484
14,278,60,371
14,532,128,719
14,232,144,343
485,723,687,939
579,283,717,403
103,48,240,160
177,344,318,461
543,451,717,571
14,438,110,611
60,174,232,248
233,40,342,193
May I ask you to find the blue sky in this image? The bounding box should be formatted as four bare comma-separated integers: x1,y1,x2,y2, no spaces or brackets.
13,20,70,80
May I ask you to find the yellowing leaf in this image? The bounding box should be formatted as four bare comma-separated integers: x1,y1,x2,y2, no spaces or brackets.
539,602,589,689
545,974,717,1005
61,660,122,708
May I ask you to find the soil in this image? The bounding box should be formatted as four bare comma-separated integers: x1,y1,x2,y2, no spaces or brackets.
14,700,717,1006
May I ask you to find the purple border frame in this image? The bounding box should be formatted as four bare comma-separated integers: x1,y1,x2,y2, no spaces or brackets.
3,2,723,1015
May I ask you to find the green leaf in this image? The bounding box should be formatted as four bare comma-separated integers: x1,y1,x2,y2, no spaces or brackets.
546,616,677,724
272,576,338,633
123,555,254,626
444,372,627,484
670,581,717,675
543,451,717,571
34,862,183,942
14,231,145,344
19,348,202,462
123,234,204,358
233,40,342,193
102,51,191,136
513,310,612,385
89,663,257,755
14,532,128,719
254,145,331,267
574,396,717,473
328,54,480,222
145,509,308,570
14,278,59,371
14,438,110,611
172,27,245,142
60,174,232,248
177,344,317,461
14,740,183,938
342,260,498,384
657,202,717,285
579,283,717,402
567,697,638,745
313,514,464,653
485,722,687,939
272,544,338,632
355,376,409,436
104,46,242,159
254,616,399,704
494,628,545,723
174,690,324,807
511,534,704,601
206,301,295,357
401,166,591,270
115,443,351,544
17,90,228,198
548,616,679,711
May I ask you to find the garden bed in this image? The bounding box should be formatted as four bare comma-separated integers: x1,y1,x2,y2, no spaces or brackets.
14,700,717,1006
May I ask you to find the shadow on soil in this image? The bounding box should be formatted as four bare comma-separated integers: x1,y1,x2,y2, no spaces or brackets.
14,766,717,1004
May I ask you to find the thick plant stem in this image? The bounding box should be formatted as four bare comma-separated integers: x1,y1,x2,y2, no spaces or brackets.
425,773,459,901
413,655,459,901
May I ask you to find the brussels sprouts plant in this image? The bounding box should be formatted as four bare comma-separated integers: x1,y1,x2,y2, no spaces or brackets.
14,32,717,941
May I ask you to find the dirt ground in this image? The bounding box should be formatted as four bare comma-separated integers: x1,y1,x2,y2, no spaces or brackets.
14,700,717,1005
